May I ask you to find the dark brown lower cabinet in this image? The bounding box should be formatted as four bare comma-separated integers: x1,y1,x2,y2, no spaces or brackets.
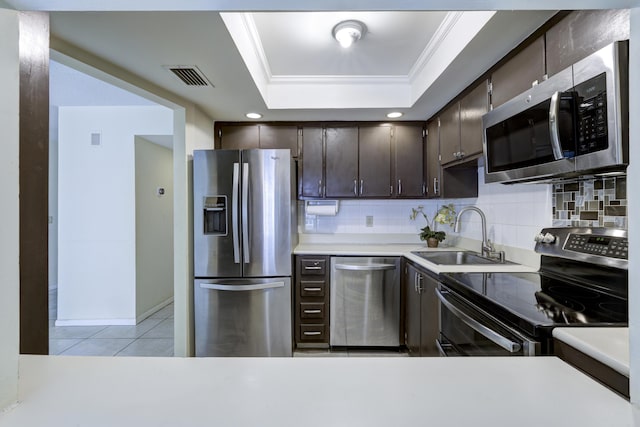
295,255,330,347
404,261,440,357
554,339,629,399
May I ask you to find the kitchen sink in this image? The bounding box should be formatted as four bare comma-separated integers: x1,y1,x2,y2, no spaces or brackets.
411,250,511,265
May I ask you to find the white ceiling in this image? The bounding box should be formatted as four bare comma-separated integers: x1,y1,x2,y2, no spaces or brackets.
8,1,594,122
222,11,503,111
43,9,559,122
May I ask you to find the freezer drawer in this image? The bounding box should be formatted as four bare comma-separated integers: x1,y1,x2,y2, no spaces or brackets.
194,278,292,357
330,257,400,347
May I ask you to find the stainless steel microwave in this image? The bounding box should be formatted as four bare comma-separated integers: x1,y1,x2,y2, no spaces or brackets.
482,41,628,184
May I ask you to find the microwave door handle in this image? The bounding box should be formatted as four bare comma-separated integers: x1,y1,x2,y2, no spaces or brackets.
435,289,521,353
232,163,240,264
548,91,565,160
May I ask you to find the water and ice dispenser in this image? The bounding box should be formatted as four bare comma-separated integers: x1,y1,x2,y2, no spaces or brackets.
203,196,227,235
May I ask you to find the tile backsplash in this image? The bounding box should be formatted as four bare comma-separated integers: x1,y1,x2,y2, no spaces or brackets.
552,176,627,229
300,166,553,250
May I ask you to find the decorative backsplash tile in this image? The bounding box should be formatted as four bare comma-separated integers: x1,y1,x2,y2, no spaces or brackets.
552,176,627,228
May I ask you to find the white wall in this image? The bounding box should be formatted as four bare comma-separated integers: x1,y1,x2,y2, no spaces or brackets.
0,8,20,409
135,137,174,320
628,6,640,406
57,105,173,325
302,165,552,252
48,106,59,290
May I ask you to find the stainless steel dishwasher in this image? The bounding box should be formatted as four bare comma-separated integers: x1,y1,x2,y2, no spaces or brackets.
330,257,400,347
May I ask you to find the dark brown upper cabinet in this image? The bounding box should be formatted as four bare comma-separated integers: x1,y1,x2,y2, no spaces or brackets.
215,123,299,157
459,80,489,161
324,126,359,198
490,36,545,108
299,126,324,198
425,120,441,199
436,82,485,199
359,125,392,198
258,125,299,156
438,102,461,166
545,9,630,77
216,124,259,150
393,124,425,198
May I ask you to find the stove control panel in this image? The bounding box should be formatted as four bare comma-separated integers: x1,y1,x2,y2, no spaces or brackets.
564,233,628,259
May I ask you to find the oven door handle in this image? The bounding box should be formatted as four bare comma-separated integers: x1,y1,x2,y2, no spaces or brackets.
435,288,522,353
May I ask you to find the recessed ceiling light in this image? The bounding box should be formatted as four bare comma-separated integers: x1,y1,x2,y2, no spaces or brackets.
386,112,403,119
332,20,366,49
245,112,262,119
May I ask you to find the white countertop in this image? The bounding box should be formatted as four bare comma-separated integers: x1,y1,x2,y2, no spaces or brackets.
0,355,636,427
553,327,630,376
294,243,539,274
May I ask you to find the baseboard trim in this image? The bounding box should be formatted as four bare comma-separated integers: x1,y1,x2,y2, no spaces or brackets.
54,318,137,327
136,296,174,324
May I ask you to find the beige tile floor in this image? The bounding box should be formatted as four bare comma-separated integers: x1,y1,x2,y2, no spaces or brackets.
49,289,174,357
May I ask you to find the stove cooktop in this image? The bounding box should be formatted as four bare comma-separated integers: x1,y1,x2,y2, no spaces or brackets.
441,270,628,337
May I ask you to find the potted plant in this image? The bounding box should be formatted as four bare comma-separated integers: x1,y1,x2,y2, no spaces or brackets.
409,204,456,248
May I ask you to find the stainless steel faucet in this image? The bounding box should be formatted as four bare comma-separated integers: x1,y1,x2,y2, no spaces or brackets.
453,206,505,262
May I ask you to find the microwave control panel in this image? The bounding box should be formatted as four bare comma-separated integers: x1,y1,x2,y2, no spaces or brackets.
575,72,608,155
564,233,628,260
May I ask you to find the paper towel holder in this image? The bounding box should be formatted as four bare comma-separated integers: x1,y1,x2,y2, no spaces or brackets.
305,200,339,216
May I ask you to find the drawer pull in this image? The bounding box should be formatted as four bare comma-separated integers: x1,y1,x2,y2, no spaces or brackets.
303,309,322,314
303,331,322,336
304,266,323,270
303,287,322,292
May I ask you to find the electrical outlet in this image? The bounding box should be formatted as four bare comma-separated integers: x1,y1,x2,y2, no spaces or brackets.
365,216,374,227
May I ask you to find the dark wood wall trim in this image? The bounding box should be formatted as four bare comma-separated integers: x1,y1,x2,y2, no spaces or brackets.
19,12,49,355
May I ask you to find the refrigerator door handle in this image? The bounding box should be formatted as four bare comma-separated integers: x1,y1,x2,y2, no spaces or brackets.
232,162,240,264
242,162,250,263
199,281,285,291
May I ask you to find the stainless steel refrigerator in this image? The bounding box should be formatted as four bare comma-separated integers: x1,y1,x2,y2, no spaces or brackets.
193,149,297,357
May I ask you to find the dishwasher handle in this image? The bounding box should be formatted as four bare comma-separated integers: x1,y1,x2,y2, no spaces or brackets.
333,263,397,271
435,288,522,353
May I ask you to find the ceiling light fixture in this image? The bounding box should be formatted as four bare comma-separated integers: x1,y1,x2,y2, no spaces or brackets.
245,112,262,119
332,20,366,49
386,112,403,119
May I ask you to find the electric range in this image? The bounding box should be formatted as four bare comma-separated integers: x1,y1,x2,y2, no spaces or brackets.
437,227,628,356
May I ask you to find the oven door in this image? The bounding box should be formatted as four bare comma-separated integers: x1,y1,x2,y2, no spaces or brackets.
436,285,540,357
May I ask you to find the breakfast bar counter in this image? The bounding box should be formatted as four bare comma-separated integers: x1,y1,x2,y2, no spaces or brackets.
0,355,637,427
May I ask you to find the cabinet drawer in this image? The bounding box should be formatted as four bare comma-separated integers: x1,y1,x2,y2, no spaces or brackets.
300,280,326,297
300,302,325,319
300,324,327,342
300,259,326,275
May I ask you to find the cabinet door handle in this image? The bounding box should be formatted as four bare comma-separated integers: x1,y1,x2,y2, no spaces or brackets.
360,179,364,195
353,179,358,196
318,180,322,197
423,182,427,196
303,309,322,314
303,331,322,336
303,287,322,292
398,179,402,196
304,266,322,270
433,177,440,195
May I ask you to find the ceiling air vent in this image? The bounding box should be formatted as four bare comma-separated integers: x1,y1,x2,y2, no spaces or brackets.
164,65,213,87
